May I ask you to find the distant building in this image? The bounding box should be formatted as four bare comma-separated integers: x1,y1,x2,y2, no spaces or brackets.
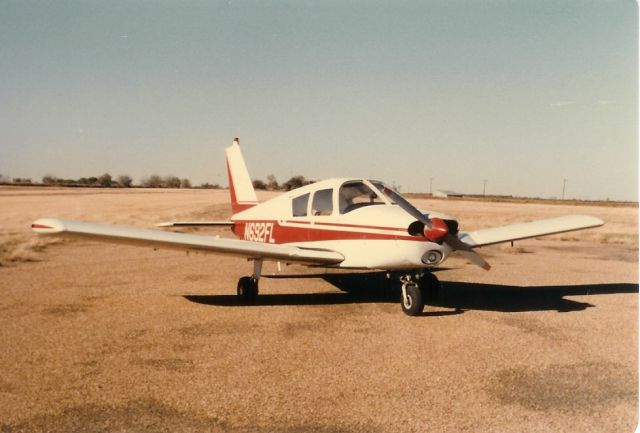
434,190,463,198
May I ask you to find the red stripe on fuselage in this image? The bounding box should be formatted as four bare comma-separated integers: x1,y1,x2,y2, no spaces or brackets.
313,221,407,232
233,220,421,243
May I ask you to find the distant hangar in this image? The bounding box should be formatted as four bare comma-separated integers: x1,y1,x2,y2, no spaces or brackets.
433,190,464,198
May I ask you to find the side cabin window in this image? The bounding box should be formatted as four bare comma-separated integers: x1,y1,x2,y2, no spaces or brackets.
339,181,385,214
311,188,333,216
292,193,310,217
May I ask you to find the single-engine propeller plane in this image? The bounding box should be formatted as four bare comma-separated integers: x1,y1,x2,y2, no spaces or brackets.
32,138,604,316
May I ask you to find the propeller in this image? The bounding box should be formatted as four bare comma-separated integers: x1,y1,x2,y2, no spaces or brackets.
384,187,491,270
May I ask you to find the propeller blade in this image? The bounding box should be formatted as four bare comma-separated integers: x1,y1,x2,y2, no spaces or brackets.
383,187,430,226
444,234,491,270
383,187,451,242
458,250,491,270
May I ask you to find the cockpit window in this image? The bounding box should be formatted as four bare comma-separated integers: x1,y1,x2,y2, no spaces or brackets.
292,193,309,217
311,188,333,216
339,181,386,214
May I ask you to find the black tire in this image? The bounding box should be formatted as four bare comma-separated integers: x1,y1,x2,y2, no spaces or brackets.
237,276,259,304
420,272,441,304
400,283,424,316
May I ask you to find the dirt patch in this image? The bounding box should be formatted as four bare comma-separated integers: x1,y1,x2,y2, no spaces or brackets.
131,357,194,373
0,399,360,433
495,315,565,341
0,379,15,394
41,303,90,317
177,322,262,338
0,399,220,433
544,244,639,264
500,245,535,254
487,362,637,413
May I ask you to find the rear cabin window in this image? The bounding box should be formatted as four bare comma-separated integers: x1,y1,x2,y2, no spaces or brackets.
339,181,385,214
311,189,333,216
292,193,309,217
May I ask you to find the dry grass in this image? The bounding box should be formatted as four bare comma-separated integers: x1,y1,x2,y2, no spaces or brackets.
0,236,61,265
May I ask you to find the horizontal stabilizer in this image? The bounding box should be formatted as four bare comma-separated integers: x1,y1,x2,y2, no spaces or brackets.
459,215,604,248
156,221,234,227
32,218,344,265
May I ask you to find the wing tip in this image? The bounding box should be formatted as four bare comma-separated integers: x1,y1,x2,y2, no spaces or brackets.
568,214,604,227
31,218,65,234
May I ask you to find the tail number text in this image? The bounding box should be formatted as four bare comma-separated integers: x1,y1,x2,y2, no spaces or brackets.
244,222,276,243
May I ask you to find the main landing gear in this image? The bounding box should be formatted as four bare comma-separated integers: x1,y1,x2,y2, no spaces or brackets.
237,259,262,304
399,272,441,316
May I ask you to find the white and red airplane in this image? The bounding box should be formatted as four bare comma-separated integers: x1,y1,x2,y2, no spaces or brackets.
32,138,603,316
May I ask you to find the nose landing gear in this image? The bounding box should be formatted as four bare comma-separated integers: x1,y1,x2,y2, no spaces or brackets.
399,272,441,316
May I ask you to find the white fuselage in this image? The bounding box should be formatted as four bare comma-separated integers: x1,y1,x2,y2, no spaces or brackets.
230,178,453,270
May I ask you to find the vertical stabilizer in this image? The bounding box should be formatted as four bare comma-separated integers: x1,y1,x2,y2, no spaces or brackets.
225,137,258,214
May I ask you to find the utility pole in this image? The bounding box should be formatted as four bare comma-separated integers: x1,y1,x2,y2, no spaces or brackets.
429,177,434,195
483,179,487,198
562,178,568,200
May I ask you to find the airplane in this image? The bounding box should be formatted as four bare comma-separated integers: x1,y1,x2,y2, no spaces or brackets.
31,138,604,316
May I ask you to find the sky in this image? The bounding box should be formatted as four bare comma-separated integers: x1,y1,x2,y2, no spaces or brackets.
0,0,637,200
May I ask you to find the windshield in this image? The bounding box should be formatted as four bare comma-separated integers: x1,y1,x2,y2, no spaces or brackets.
339,181,385,214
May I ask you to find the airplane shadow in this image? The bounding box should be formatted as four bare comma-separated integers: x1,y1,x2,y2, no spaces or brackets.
183,271,638,315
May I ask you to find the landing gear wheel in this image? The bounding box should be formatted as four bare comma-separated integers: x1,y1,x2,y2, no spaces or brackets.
420,272,441,304
400,282,424,316
237,276,258,304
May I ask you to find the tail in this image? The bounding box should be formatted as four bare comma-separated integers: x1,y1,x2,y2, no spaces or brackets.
225,137,258,214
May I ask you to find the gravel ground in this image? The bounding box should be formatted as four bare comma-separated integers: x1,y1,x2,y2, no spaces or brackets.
0,187,637,432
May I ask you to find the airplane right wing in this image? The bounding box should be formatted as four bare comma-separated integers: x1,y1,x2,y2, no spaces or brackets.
458,215,604,248
31,218,344,265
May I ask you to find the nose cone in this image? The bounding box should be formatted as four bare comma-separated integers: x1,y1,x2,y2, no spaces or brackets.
423,217,449,242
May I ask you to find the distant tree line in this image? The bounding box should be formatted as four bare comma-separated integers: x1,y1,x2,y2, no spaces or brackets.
0,173,221,189
252,174,314,191
1,172,315,191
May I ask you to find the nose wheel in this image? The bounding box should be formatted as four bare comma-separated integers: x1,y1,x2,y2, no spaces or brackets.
399,272,440,316
400,279,423,316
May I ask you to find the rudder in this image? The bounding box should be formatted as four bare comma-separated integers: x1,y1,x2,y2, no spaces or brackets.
225,137,258,214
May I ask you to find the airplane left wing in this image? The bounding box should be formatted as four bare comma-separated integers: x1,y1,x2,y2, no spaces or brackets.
156,221,234,227
31,218,344,265
458,215,604,248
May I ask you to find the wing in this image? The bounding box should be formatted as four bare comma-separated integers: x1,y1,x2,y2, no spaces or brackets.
458,215,604,248
31,218,344,265
156,221,234,227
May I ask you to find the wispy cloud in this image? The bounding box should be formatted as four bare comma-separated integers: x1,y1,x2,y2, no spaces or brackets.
549,101,574,107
